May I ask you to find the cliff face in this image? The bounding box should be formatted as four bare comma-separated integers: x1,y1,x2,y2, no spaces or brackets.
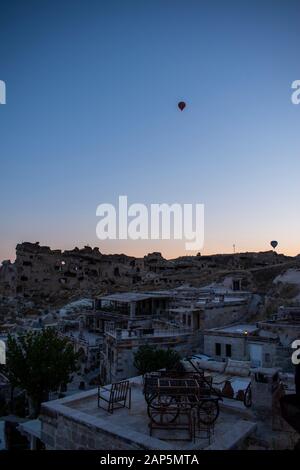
0,242,298,310
0,260,16,297
0,242,148,306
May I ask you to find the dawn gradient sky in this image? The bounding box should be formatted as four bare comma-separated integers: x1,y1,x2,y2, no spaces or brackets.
0,0,300,261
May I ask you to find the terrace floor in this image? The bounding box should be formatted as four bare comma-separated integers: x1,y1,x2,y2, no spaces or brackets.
61,377,257,450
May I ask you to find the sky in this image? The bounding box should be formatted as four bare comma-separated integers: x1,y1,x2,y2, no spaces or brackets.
0,0,300,261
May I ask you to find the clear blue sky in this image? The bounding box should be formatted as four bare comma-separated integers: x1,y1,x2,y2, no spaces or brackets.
0,0,299,260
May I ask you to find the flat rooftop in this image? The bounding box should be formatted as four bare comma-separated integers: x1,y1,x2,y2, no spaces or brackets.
99,292,172,303
259,319,300,327
206,324,259,335
196,296,248,306
198,284,251,295
40,376,256,450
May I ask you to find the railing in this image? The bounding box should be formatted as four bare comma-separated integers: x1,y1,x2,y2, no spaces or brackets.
58,331,103,347
105,327,192,340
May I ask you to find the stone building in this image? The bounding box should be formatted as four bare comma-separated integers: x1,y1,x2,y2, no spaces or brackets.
95,290,190,382
101,325,195,383
96,286,258,383
258,306,300,371
58,328,102,371
169,285,252,331
95,291,172,321
203,323,278,367
87,291,173,332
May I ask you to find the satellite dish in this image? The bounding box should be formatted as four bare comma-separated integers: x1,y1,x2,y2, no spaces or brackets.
270,240,278,250
178,101,186,111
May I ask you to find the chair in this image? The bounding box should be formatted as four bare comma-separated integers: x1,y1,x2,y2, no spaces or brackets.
97,380,131,414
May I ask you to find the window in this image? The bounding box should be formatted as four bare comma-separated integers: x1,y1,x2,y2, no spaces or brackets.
182,314,186,325
226,344,232,357
23,261,32,267
265,353,270,364
187,315,191,327
232,280,240,291
107,347,114,362
215,343,221,356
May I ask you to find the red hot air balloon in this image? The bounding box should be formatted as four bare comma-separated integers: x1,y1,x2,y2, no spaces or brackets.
178,101,186,111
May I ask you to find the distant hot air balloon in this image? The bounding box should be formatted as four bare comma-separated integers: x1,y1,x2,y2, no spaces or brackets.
270,240,278,250
178,101,186,111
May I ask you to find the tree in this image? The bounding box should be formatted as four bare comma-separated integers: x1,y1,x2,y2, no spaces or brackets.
133,345,180,375
6,328,79,417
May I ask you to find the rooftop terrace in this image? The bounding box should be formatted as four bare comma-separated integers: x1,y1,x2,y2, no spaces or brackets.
196,296,248,306
40,376,257,450
205,323,259,335
104,326,192,340
99,291,173,303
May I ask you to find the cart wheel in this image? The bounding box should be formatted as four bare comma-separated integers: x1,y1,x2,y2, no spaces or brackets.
198,400,219,425
147,395,179,424
145,391,157,404
244,386,252,408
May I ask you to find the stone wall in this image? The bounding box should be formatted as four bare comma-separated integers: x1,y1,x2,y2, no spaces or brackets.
39,390,170,450
204,334,247,361
204,333,277,366
41,407,142,450
202,301,250,330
